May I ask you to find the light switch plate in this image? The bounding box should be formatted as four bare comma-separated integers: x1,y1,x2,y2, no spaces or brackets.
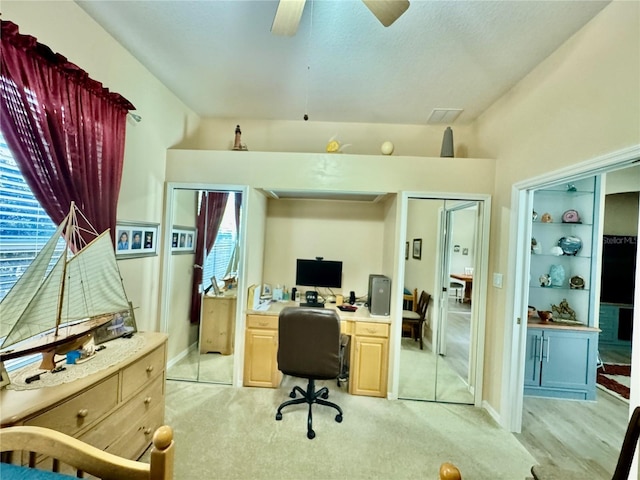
493,273,503,288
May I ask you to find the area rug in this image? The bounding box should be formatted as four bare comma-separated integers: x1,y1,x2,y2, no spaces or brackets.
597,363,631,400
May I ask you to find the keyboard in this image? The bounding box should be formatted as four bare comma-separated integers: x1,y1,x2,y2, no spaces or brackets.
300,302,325,308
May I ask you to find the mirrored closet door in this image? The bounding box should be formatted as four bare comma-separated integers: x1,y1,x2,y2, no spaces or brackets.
398,198,484,404
164,187,243,385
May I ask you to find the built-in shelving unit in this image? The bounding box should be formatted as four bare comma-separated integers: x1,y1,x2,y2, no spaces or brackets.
525,175,602,400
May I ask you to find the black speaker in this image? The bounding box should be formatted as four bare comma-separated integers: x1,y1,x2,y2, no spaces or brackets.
349,291,356,304
291,287,297,302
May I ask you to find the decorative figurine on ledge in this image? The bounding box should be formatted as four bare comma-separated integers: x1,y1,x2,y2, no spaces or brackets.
232,125,248,151
551,298,577,322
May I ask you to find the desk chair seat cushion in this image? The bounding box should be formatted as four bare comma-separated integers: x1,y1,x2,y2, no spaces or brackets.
278,307,341,380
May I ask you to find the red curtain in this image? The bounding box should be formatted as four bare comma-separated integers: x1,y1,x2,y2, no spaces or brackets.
0,21,134,245
190,191,229,324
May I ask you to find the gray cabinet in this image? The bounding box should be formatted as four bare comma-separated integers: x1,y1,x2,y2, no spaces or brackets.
524,327,598,400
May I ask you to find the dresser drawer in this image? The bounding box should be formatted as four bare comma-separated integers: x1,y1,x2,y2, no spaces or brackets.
246,314,278,329
107,403,165,459
354,322,389,338
79,374,164,451
25,375,118,437
121,344,165,399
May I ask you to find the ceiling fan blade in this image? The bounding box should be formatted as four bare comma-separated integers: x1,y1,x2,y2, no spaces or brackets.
362,0,410,27
271,0,306,36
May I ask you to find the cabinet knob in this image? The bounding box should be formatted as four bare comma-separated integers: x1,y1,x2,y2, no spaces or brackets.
77,408,89,418
146,365,154,373
144,396,152,404
144,427,153,435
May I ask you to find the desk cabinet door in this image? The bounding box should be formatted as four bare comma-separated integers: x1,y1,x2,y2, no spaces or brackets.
243,328,281,388
350,336,388,397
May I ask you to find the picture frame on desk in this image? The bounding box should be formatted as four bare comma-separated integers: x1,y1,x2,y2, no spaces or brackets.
115,221,159,259
171,226,196,254
412,238,422,260
94,304,138,345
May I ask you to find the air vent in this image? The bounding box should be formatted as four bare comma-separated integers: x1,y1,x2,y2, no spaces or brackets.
427,108,463,124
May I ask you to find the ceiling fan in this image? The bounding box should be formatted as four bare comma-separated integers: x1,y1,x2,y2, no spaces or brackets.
272,0,410,36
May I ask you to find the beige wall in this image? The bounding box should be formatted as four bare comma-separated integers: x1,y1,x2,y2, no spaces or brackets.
3,1,201,332
475,1,640,413
263,199,386,299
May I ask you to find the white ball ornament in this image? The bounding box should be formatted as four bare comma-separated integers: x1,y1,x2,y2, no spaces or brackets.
381,141,394,155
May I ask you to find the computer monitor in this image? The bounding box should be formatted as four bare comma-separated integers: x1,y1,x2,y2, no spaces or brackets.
295,259,342,289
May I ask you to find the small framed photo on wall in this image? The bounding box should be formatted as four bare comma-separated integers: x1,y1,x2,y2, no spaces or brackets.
172,226,196,254
115,221,160,259
412,238,422,260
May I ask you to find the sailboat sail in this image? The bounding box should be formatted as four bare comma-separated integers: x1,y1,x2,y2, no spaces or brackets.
0,204,130,359
0,220,66,342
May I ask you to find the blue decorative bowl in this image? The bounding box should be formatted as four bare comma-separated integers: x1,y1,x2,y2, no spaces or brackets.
558,236,582,256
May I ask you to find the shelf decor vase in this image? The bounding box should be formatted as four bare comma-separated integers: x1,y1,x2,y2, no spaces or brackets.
549,264,565,287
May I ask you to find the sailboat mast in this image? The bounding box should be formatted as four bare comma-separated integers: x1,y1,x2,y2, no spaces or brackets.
54,203,75,337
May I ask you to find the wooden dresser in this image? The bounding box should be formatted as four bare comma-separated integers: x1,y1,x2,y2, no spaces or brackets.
0,331,167,464
200,295,236,355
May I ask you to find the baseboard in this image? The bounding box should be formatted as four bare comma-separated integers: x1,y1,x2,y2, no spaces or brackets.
482,400,502,426
166,341,197,369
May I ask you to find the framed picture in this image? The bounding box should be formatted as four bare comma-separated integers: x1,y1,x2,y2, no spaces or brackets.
412,238,422,260
171,226,196,254
115,221,159,259
405,242,409,260
94,304,138,345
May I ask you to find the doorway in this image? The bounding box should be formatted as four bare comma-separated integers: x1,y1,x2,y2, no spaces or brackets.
397,196,487,405
160,184,247,385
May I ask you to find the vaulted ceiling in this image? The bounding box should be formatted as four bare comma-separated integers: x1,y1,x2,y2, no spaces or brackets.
77,0,610,125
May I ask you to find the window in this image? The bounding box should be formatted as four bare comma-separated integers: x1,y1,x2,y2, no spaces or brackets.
0,131,63,369
202,194,237,289
0,132,63,302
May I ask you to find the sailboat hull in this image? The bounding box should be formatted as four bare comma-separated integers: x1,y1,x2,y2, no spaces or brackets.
0,314,114,366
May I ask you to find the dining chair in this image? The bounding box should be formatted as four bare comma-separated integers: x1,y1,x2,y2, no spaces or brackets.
401,291,430,349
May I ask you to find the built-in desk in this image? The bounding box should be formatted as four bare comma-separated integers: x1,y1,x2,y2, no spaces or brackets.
244,303,391,398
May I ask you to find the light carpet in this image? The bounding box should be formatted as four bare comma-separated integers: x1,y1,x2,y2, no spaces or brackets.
157,378,535,480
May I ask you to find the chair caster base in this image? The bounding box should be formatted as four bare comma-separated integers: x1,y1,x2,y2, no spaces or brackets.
275,413,282,421
307,429,315,440
335,414,343,423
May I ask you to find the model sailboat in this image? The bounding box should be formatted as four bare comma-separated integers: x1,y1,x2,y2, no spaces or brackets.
0,203,130,370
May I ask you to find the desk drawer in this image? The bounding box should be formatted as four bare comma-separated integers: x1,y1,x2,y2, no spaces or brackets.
25,375,118,437
354,322,389,338
247,314,278,330
121,344,165,399
107,403,165,459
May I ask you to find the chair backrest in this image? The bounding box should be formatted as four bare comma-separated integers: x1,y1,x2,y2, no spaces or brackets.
403,288,418,312
416,291,431,320
277,307,341,380
612,406,640,480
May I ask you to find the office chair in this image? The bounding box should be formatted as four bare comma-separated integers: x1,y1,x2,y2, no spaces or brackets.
275,307,344,439
531,406,640,480
402,291,430,349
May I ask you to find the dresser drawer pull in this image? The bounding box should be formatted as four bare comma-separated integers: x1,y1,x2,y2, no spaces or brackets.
146,365,154,373
77,409,89,418
366,328,377,334
144,427,153,435
144,396,152,404
258,321,269,327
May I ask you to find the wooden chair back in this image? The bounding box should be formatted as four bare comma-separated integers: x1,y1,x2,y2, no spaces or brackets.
403,288,418,312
